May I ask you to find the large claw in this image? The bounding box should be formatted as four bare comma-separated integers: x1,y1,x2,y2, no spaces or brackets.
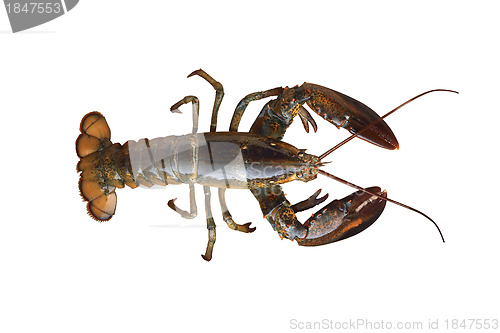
297,187,387,246
301,83,399,150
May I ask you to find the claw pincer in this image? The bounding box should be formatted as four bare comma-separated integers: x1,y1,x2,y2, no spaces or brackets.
301,83,399,149
264,186,388,246
297,187,387,246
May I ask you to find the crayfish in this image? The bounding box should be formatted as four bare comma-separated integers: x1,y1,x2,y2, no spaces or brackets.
76,69,457,260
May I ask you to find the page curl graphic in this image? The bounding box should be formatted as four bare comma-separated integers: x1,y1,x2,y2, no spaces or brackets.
4,0,79,33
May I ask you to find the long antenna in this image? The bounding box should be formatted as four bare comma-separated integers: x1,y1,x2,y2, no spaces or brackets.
318,169,445,242
319,89,458,160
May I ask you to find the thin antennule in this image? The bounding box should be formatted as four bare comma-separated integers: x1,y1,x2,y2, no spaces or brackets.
319,89,459,160
318,169,445,243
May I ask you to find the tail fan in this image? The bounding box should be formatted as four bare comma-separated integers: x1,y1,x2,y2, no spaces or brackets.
76,112,117,221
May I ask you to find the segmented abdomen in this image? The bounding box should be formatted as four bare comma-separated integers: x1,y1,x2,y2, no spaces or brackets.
125,134,250,189
125,135,197,187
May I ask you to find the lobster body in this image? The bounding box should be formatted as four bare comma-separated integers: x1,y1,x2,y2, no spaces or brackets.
77,113,320,221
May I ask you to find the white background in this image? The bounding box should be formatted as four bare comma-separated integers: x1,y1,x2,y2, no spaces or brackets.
1,1,498,332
